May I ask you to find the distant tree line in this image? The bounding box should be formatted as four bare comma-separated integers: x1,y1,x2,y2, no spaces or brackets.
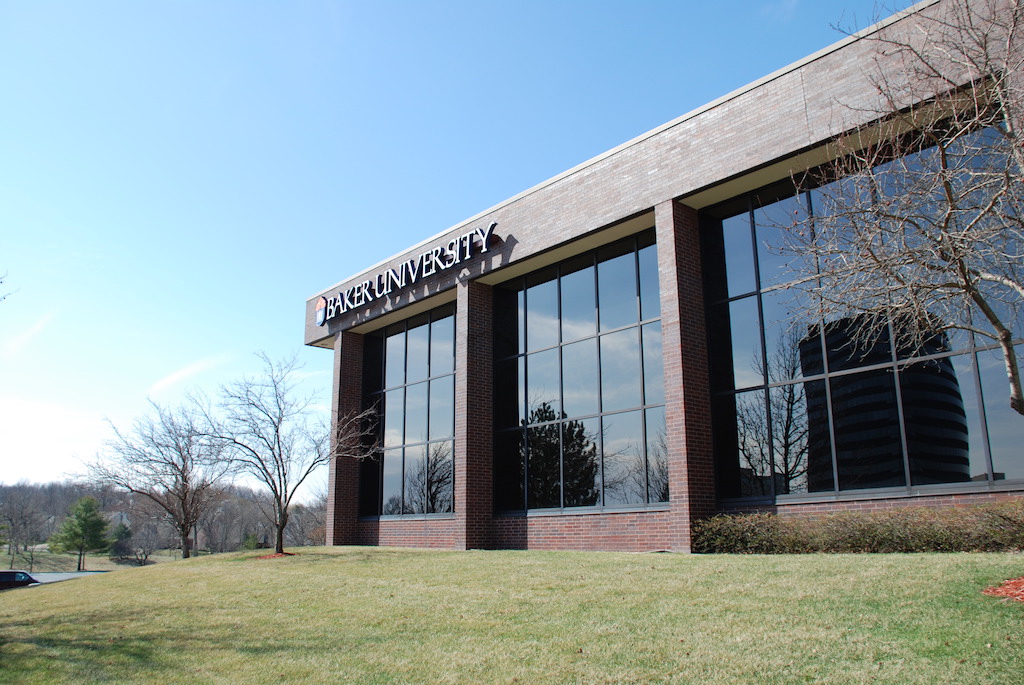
2,355,371,567
0,479,328,571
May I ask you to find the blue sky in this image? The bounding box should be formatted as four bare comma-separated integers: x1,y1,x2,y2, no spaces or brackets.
0,0,904,490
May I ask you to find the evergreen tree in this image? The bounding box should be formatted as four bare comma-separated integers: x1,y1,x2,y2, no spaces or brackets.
49,497,110,571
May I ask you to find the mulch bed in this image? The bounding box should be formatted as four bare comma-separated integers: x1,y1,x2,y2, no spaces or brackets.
254,552,296,560
983,576,1024,603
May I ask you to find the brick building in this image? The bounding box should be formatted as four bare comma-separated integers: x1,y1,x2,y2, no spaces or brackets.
305,0,1023,552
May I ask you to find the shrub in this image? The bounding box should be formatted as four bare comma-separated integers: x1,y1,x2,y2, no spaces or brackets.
692,500,1024,554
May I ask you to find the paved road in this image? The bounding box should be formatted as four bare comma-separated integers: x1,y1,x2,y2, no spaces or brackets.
28,571,108,584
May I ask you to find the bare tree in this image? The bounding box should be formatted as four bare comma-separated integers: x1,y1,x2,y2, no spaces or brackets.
780,0,1024,414
0,483,44,569
208,353,374,554
90,400,228,559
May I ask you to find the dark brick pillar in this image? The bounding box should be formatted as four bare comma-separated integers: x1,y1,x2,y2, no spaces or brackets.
454,279,494,549
656,199,715,551
326,329,364,546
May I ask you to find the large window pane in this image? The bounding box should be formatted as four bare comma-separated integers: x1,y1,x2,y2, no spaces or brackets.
383,388,404,448
722,212,755,297
430,314,454,375
980,345,1024,481
404,381,428,445
803,379,834,492
526,348,560,421
382,449,404,515
831,369,906,490
602,410,646,506
638,236,660,321
560,256,596,342
735,390,772,496
385,328,405,389
425,441,454,513
562,338,599,418
598,244,637,331
495,357,524,430
646,406,669,502
761,289,805,384
754,193,808,289
729,297,763,390
495,429,525,511
642,322,664,406
948,353,994,482
403,444,427,514
769,383,809,494
902,357,972,486
561,417,600,507
406,318,430,383
527,423,561,509
600,328,642,412
526,269,559,351
429,376,454,440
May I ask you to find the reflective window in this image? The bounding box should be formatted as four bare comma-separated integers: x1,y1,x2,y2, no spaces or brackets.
362,304,456,516
705,159,1021,501
494,229,666,511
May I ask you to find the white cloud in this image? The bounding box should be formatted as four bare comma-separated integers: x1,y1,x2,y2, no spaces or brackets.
1,311,56,359
760,0,799,23
148,355,234,396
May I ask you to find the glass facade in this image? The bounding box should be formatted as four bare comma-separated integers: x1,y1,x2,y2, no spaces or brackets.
493,229,668,511
360,304,456,516
703,174,1023,500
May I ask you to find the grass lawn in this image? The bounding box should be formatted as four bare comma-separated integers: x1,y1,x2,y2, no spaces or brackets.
1,547,1022,684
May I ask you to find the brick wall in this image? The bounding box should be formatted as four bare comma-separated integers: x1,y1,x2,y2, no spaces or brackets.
326,330,365,545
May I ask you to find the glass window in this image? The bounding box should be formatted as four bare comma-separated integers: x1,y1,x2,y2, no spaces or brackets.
430,315,454,375
602,411,646,506
831,369,906,490
429,376,454,440
382,449,403,515
722,213,756,297
494,229,665,511
362,304,458,516
562,338,599,419
562,417,600,507
598,242,638,331
426,441,454,513
406,317,430,383
404,382,428,446
560,256,596,343
980,345,1024,481
638,234,660,321
645,406,669,503
385,328,405,389
642,323,664,406
528,423,562,509
526,269,558,351
729,297,763,390
754,194,807,289
526,349,560,420
600,328,642,412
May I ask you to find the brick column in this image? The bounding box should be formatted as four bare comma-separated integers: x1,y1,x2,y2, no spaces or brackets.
655,199,715,551
454,279,494,549
326,329,364,546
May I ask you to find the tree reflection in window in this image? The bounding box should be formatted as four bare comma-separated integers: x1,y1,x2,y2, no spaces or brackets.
382,442,454,515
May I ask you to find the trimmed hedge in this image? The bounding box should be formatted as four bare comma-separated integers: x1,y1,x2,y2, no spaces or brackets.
692,500,1024,553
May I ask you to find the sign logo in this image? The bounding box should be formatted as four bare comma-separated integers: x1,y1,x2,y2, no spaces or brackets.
315,296,328,327
316,221,498,326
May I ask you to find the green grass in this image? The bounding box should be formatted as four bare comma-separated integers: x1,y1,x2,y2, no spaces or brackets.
1,548,1022,684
